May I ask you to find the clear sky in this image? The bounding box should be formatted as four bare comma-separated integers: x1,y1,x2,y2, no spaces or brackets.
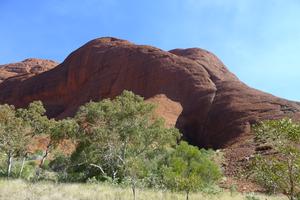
0,0,299,101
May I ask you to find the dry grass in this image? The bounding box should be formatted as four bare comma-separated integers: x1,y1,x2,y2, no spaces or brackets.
0,179,286,200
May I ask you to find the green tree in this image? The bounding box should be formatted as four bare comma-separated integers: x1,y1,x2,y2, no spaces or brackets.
251,119,300,200
0,104,32,178
162,141,222,200
16,101,48,134
16,101,78,169
38,118,78,168
15,101,49,175
71,90,180,199
16,101,78,170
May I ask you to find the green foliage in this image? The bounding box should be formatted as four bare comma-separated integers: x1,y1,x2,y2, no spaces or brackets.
70,91,180,187
0,104,33,177
0,90,224,199
162,141,222,199
0,154,36,180
16,101,47,135
0,104,31,155
251,119,300,200
0,101,79,177
49,153,69,172
48,118,79,148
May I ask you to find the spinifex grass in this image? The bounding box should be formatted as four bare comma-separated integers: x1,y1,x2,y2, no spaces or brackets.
0,179,286,200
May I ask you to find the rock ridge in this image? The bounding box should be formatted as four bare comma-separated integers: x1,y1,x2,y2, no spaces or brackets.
0,37,299,153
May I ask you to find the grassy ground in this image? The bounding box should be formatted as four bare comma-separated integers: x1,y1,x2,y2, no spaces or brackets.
0,179,286,200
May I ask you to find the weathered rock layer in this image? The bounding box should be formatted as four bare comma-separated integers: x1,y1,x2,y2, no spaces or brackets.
0,37,299,151
0,58,58,83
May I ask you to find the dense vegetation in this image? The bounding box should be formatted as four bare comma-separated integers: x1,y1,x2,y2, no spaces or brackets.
0,91,222,200
1,90,299,200
250,119,300,200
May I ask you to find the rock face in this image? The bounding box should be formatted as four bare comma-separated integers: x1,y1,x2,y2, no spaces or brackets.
146,94,183,128
0,37,300,153
0,58,58,83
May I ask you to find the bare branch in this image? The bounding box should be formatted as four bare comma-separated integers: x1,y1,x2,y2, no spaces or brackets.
90,163,105,175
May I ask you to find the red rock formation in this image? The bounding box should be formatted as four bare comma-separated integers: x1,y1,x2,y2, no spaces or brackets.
0,37,299,155
146,94,183,127
0,58,58,83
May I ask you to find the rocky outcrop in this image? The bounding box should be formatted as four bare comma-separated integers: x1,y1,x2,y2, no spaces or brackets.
0,37,299,153
146,94,183,128
0,58,58,83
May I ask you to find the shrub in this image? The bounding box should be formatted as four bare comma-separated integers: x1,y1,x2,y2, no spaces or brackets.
162,141,222,200
251,119,300,200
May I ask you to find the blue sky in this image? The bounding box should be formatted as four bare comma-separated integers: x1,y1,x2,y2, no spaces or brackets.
0,0,300,101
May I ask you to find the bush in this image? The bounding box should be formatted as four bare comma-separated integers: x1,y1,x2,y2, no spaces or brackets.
162,141,222,200
251,119,300,200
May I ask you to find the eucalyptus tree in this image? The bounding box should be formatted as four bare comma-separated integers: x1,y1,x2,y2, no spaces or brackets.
17,101,79,168
16,101,49,174
0,104,31,177
37,118,79,168
251,119,300,200
72,90,180,199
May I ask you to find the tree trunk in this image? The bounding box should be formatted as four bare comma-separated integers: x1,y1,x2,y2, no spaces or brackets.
7,153,13,178
39,144,51,168
186,190,189,200
19,156,26,178
132,180,136,200
112,170,117,181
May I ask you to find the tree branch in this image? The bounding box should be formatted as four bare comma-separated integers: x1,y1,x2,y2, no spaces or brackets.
90,163,105,175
